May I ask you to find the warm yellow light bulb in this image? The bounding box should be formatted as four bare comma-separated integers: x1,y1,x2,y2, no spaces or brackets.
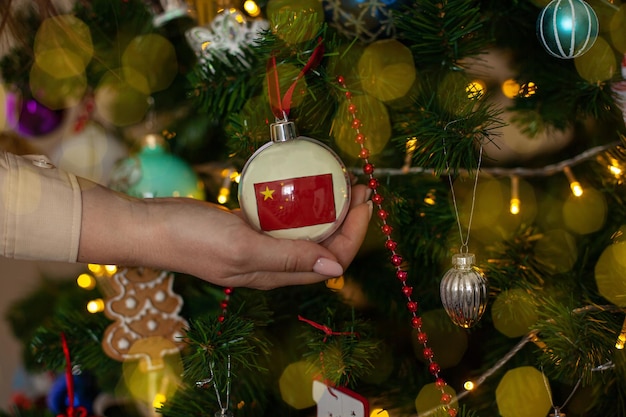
325,275,344,290
570,182,583,197
463,380,475,391
88,264,103,275
609,165,622,177
510,176,520,215
615,318,626,349
502,79,520,99
104,265,118,275
406,137,418,153
86,298,105,313
370,408,390,417
563,166,583,197
520,81,537,98
466,80,485,100
218,187,230,204
153,393,167,408
244,0,261,16
76,273,96,290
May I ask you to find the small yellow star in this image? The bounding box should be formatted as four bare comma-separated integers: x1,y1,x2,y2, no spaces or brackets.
260,186,275,200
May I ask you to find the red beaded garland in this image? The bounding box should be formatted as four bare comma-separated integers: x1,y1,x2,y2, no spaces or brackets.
224,287,233,295
441,393,452,404
448,408,458,417
337,74,450,408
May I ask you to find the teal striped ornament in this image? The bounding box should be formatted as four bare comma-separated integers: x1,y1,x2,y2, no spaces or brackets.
536,0,599,59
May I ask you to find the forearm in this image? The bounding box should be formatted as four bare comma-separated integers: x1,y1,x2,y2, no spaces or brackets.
0,152,82,262
76,177,151,268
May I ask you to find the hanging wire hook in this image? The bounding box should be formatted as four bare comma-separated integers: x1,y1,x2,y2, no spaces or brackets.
441,128,483,254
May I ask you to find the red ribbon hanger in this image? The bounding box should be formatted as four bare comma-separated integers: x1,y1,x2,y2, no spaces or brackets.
59,333,88,417
265,38,325,121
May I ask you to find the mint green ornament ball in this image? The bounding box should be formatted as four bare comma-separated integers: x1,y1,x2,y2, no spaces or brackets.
536,0,599,59
110,134,205,200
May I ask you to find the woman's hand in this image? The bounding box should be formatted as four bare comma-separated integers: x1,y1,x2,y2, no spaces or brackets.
78,179,372,289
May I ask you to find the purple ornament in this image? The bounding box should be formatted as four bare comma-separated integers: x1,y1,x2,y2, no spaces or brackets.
6,91,65,137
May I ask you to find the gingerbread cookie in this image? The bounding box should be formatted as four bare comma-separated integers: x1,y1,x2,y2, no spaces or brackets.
102,267,187,371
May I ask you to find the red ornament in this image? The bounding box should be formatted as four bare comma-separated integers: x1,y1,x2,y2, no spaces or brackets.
417,331,428,343
372,193,383,205
382,224,393,235
355,133,365,144
359,148,370,159
407,301,418,312
441,393,452,404
396,270,408,281
363,163,374,174
435,377,447,388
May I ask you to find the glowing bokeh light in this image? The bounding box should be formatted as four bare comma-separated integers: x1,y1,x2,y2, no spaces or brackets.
87,298,105,313
77,273,96,290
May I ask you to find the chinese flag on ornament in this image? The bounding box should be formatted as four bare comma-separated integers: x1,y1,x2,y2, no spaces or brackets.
254,173,336,231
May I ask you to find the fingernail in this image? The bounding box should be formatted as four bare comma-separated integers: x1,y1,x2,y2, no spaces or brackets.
367,200,373,219
313,258,344,277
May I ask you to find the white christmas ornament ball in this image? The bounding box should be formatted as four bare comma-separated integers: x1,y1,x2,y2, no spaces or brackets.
238,121,351,242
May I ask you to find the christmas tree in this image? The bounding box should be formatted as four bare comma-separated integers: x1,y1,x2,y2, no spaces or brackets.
2,0,626,416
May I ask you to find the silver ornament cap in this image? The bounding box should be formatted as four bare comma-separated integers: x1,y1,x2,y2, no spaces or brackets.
440,253,489,328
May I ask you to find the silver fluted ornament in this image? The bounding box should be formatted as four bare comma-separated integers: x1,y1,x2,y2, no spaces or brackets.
440,253,489,328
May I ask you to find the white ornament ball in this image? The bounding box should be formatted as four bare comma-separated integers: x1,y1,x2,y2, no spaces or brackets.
238,121,351,242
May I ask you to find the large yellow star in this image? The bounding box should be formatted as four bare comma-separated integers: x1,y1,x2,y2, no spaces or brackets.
260,186,275,200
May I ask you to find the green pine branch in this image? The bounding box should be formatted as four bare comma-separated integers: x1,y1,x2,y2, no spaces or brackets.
395,0,489,71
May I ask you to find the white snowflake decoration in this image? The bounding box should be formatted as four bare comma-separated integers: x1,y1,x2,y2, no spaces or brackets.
185,10,268,71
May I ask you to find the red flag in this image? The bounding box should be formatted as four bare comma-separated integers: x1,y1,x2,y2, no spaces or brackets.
254,174,336,231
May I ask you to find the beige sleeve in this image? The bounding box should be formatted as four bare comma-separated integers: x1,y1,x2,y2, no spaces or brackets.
0,151,82,262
